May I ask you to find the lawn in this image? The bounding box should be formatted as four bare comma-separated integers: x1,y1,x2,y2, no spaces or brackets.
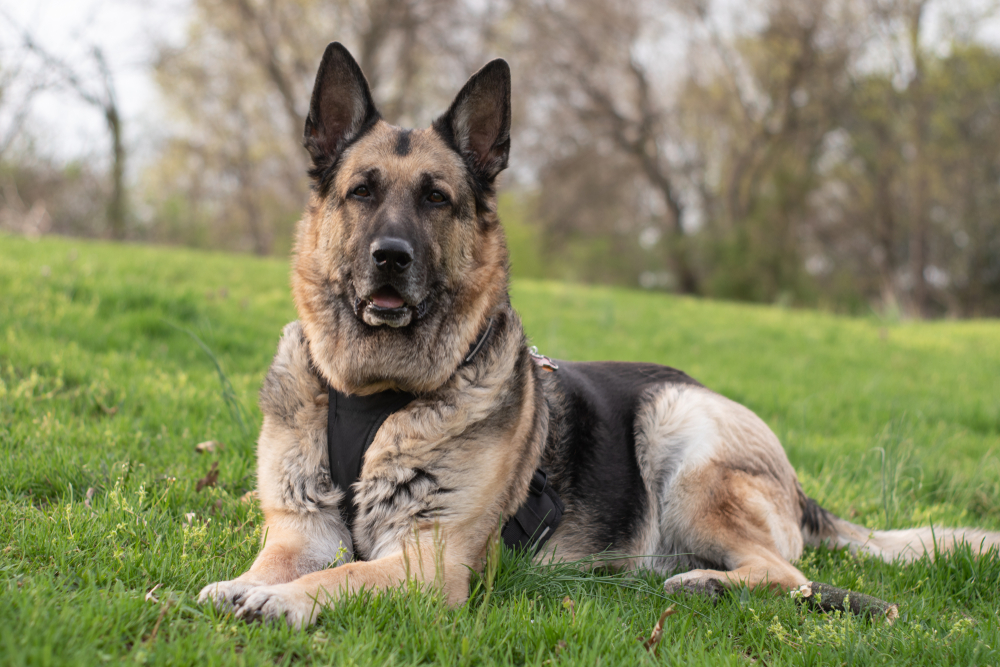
2,233,1000,666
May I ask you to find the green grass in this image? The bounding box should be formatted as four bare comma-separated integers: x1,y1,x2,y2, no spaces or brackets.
2,233,1000,666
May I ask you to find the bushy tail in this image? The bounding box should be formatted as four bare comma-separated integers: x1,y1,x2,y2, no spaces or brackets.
799,492,1000,562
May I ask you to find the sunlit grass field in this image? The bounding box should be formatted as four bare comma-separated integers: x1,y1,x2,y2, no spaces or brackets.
2,233,1000,666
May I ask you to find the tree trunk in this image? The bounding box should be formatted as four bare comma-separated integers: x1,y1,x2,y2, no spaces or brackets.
907,1,930,318
106,104,126,240
875,166,898,311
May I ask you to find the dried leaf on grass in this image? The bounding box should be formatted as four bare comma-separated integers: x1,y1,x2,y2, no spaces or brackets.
84,487,96,509
145,583,163,603
195,440,223,454
640,605,677,654
196,461,219,492
144,596,174,645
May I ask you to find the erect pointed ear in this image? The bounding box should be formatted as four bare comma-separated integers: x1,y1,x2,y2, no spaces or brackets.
433,59,511,184
303,42,380,175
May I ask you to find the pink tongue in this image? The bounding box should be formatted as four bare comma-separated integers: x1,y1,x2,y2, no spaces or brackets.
371,291,405,309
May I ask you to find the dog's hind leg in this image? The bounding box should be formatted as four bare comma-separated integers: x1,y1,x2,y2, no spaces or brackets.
662,548,809,596
659,466,811,596
631,385,810,595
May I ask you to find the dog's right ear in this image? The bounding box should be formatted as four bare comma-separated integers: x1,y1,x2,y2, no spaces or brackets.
304,43,380,175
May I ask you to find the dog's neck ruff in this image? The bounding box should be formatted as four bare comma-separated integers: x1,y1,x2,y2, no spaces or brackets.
327,318,563,556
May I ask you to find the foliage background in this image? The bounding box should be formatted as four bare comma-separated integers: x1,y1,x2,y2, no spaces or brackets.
3,0,1000,317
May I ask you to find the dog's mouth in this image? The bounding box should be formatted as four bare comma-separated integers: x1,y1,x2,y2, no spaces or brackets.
353,286,430,328
369,286,406,310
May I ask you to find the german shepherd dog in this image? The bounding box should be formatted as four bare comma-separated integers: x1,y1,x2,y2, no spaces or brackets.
200,43,1000,627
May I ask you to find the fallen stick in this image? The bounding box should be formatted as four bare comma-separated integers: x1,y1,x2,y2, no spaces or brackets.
641,606,677,655
791,582,899,624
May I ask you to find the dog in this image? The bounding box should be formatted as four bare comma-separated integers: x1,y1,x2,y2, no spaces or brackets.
199,42,1000,628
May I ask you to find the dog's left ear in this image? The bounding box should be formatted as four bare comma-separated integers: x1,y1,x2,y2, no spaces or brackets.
433,59,511,184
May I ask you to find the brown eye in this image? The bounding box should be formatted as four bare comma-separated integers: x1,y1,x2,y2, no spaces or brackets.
427,191,446,204
352,185,370,198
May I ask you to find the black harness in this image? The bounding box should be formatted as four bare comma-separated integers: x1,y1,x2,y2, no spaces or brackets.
327,319,563,556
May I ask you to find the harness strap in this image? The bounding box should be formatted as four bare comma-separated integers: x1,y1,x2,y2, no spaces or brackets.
328,388,416,528
326,318,563,556
499,469,564,553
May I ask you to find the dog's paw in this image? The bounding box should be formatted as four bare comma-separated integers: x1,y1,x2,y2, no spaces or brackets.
198,579,262,611
662,572,727,598
233,583,324,629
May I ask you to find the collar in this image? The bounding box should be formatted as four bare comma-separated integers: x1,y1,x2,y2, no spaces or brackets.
462,316,494,366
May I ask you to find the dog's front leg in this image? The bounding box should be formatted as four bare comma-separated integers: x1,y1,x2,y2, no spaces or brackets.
233,531,470,628
199,412,352,610
200,321,352,609
198,505,351,611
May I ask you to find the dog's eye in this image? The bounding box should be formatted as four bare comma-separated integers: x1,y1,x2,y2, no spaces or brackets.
427,191,446,204
352,185,371,198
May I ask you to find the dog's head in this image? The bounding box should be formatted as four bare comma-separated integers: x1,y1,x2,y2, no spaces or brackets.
293,43,512,394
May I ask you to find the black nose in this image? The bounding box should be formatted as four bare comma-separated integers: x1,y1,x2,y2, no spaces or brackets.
370,237,414,273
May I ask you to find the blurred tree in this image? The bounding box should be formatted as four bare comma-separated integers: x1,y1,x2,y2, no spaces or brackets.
679,0,863,304
512,0,1000,316
799,6,1000,317
510,0,701,292
18,37,128,240
812,70,907,312
510,0,867,303
930,45,1000,316
148,0,473,255
0,157,108,239
829,44,1000,316
0,54,47,159
0,16,125,241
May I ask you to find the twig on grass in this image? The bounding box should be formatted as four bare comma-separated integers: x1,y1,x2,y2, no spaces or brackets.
640,606,677,655
145,601,172,645
792,582,899,624
196,440,223,454
145,583,163,603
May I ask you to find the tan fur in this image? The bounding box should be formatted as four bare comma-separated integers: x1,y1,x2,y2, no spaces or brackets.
292,123,507,396
815,517,1000,562
234,530,467,628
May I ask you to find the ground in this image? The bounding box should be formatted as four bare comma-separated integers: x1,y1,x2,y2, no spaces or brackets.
2,234,999,666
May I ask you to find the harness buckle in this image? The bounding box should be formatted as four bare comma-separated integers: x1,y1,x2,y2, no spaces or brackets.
528,346,558,372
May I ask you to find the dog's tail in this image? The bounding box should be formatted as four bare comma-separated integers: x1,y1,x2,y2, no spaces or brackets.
798,490,1000,562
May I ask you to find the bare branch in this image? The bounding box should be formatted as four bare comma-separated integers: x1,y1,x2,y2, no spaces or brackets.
16,29,128,238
